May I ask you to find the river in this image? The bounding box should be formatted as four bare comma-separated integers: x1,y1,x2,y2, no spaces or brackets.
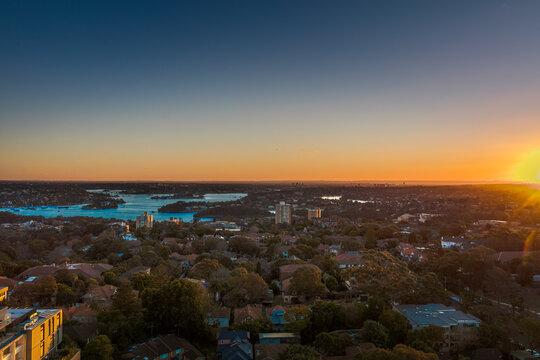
0,190,247,222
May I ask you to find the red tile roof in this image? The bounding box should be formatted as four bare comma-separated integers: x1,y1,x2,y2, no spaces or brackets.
234,305,263,323
334,254,364,266
279,264,320,281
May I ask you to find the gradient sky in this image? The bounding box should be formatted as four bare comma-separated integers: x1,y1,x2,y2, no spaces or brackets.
1,0,540,182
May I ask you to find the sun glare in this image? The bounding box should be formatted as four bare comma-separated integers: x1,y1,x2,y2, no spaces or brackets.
512,149,540,183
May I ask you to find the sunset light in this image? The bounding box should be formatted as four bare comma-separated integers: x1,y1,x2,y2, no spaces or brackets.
512,149,540,184
1,1,540,357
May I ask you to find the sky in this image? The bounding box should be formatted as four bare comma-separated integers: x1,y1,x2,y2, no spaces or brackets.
1,0,540,182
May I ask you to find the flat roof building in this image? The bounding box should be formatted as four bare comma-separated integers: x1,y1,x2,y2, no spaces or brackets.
395,304,480,330
395,304,480,352
0,307,63,360
8,308,63,360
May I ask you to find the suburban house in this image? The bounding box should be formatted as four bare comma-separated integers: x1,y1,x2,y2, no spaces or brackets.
396,243,426,263
82,284,117,309
120,266,151,280
279,264,322,304
265,306,290,331
0,277,18,295
333,254,364,269
234,305,263,324
258,333,300,344
279,264,320,282
217,331,253,360
15,263,112,282
62,304,99,343
208,307,231,329
121,334,205,360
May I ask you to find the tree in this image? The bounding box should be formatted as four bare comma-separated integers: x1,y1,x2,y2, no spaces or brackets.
243,272,269,302
323,274,339,292
313,255,340,278
354,348,391,360
366,298,386,321
36,276,57,302
284,305,311,334
345,302,367,329
103,271,118,285
365,228,377,249
190,258,222,279
407,325,444,353
98,282,145,349
223,270,269,307
478,323,507,348
342,238,363,251
83,335,114,360
391,344,438,360
520,317,540,353
303,301,346,342
314,332,335,355
413,273,446,303
112,282,141,317
354,344,438,360
361,320,389,348
517,262,535,286
378,310,408,347
56,284,77,306
142,279,212,342
315,332,352,356
229,237,259,256
289,266,326,297
278,344,319,360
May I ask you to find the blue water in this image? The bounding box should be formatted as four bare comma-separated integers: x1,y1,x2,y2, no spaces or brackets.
0,190,247,222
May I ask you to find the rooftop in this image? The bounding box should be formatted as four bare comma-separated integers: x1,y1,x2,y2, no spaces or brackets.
395,304,480,329
7,308,60,331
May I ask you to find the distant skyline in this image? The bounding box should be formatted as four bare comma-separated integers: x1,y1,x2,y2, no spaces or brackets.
1,1,539,183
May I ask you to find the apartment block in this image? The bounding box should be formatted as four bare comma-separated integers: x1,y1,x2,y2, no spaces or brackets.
0,308,63,360
275,202,292,224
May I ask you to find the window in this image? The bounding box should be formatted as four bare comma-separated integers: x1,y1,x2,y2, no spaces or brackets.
48,319,51,336
52,317,55,333
40,324,45,341
40,342,45,358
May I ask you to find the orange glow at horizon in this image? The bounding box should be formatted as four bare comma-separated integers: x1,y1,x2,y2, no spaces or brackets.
1,112,538,182
0,143,535,182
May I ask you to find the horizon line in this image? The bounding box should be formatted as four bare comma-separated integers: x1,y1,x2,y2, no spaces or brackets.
0,179,530,185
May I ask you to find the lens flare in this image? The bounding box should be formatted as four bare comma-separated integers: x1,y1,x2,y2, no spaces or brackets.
512,149,540,183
